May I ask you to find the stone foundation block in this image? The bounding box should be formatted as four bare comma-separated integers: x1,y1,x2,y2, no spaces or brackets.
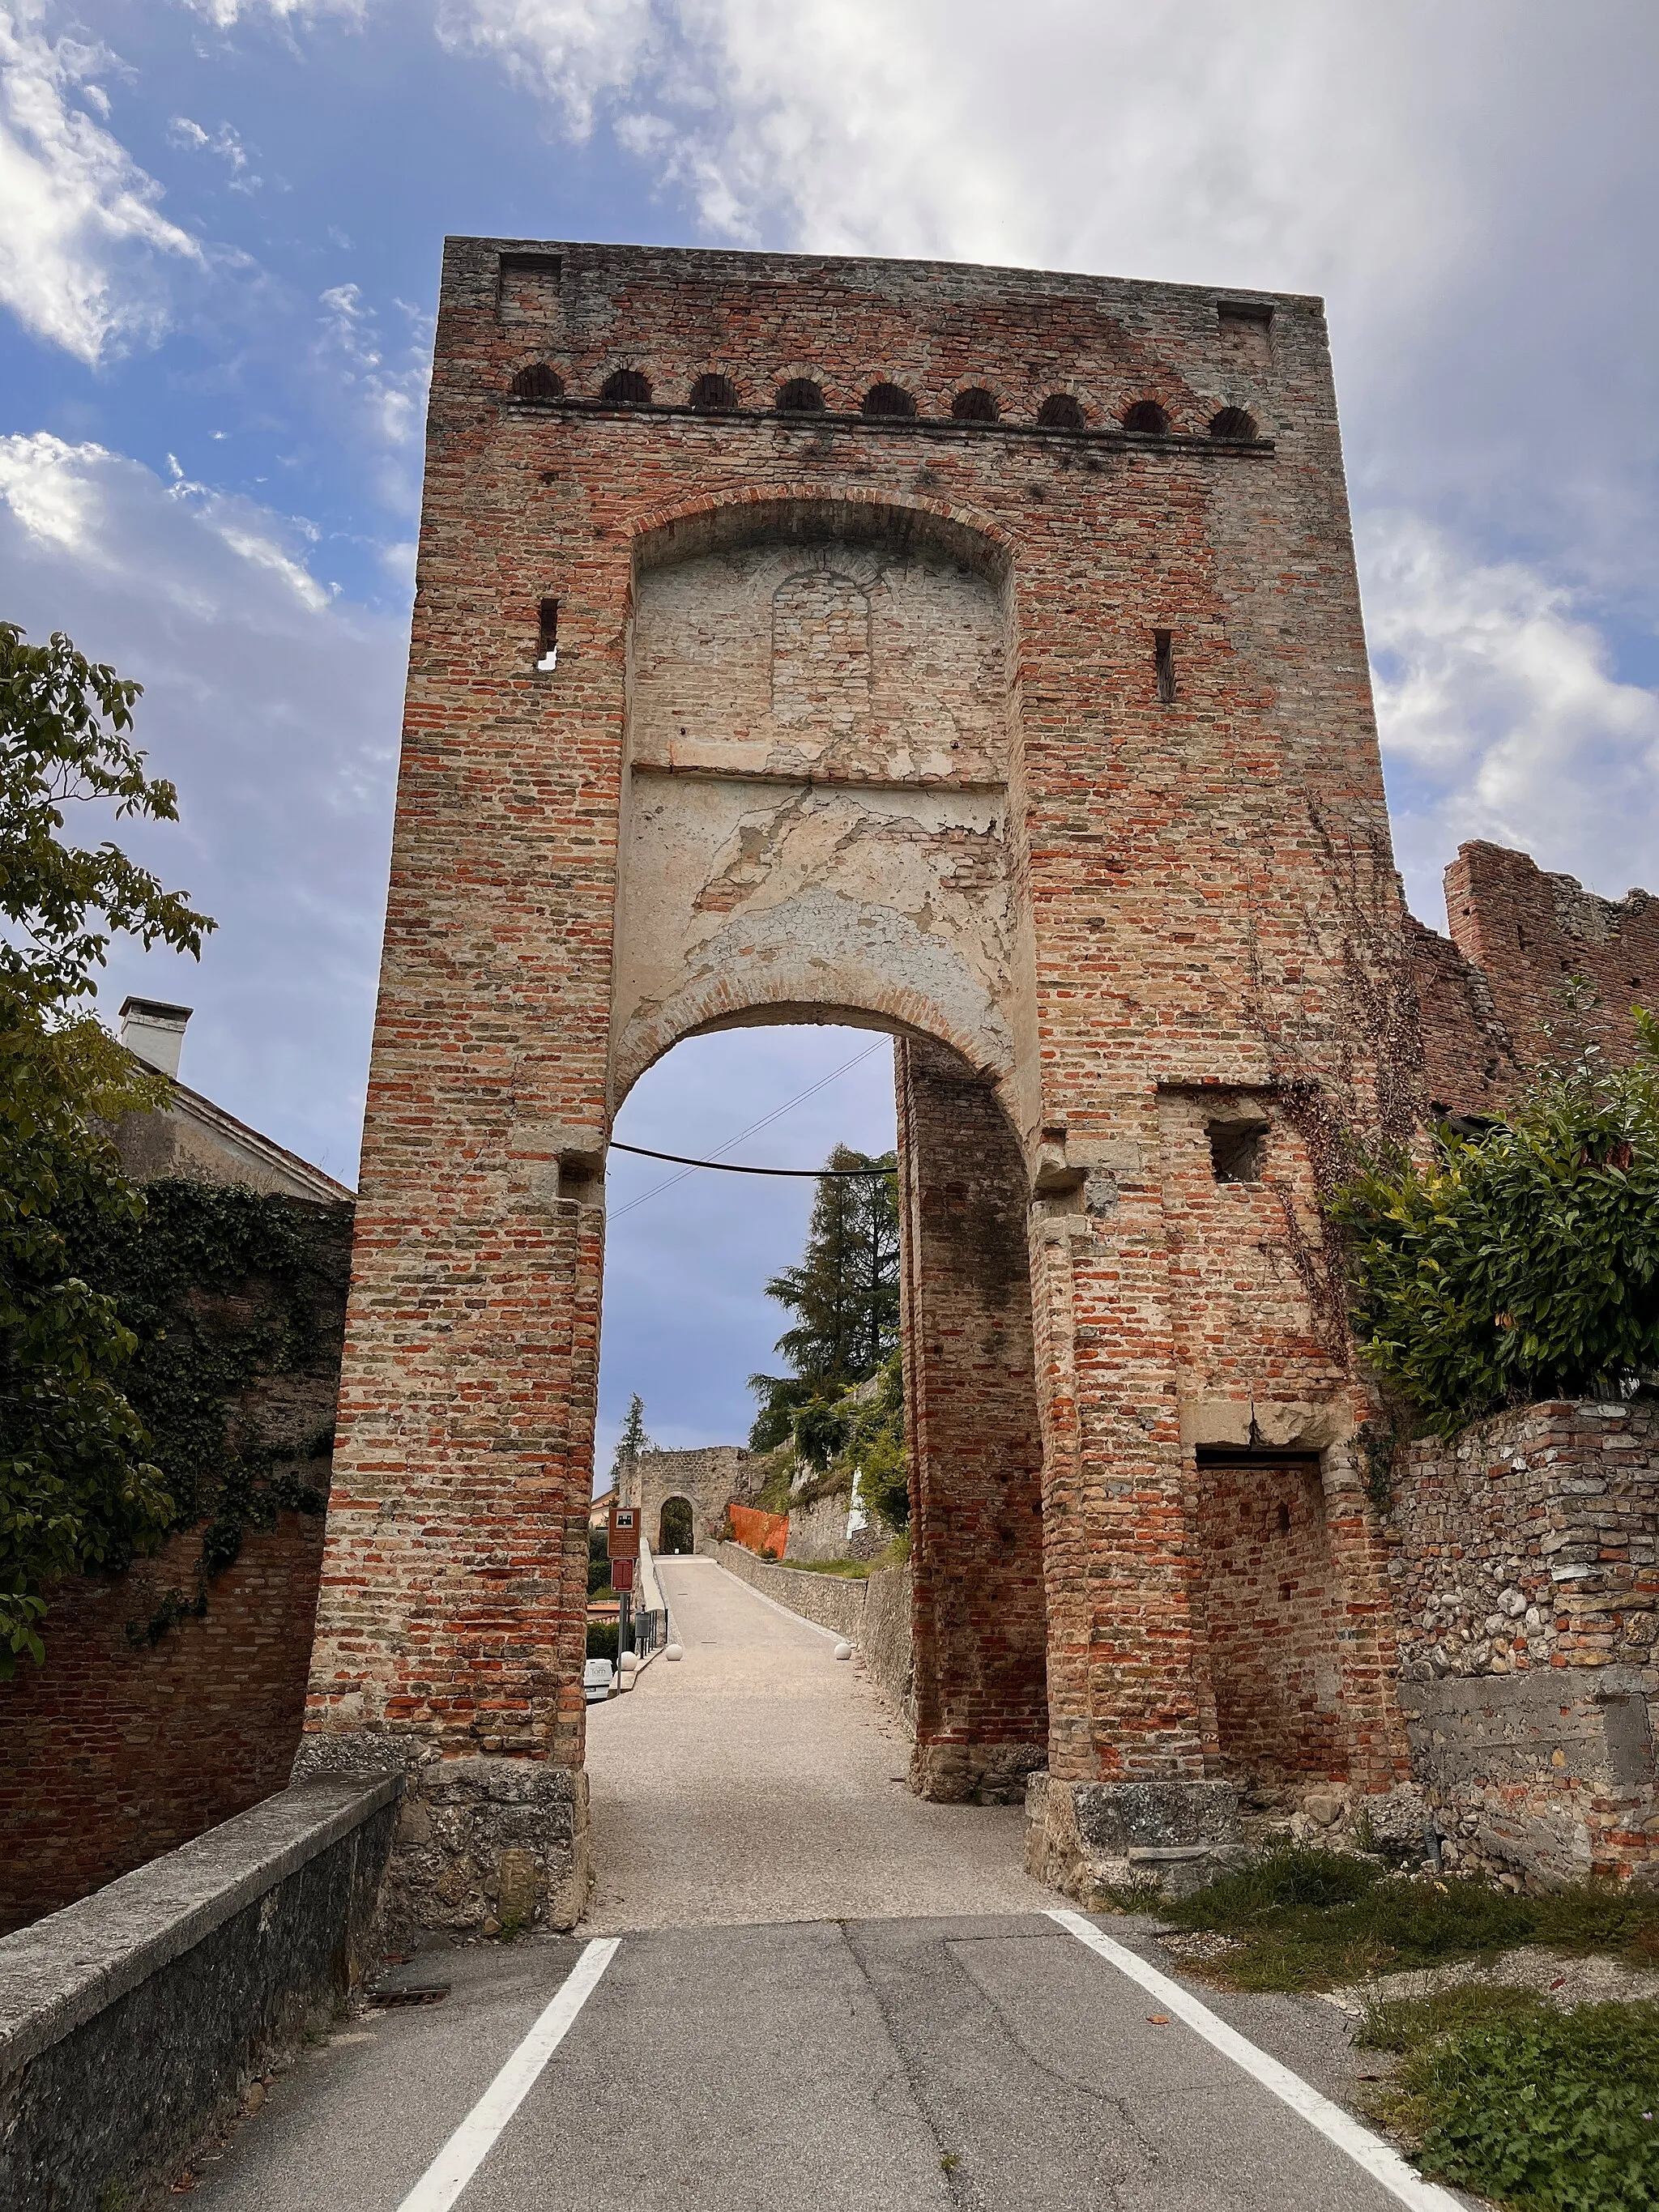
912,1739,1047,1806
1026,1772,1241,1901
292,1733,589,1937
1399,1670,1657,1890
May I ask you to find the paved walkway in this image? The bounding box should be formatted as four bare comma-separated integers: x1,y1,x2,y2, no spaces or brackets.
189,1559,1467,2211
583,1555,1051,1930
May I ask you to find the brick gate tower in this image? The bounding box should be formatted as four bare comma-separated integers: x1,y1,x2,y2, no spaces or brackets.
296,241,1417,1926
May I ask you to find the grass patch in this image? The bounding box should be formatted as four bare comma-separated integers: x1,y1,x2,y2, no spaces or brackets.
1358,1988,1659,2211
1158,1845,1659,1994
781,1555,871,1578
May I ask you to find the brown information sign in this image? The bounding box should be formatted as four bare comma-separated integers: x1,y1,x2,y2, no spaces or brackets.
608,1505,640,1562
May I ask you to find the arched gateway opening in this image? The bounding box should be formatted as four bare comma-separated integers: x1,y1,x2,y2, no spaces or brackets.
296,242,1414,1937
656,1497,694,1555
608,494,1047,1803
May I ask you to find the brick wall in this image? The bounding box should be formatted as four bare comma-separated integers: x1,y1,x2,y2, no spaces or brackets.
1392,1400,1659,1885
898,1039,1049,1804
0,1515,325,1933
301,237,1423,1913
0,1197,351,1931
1196,1456,1346,1786
1408,843,1657,1119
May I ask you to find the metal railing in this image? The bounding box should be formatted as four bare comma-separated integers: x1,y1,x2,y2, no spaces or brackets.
625,1606,666,1658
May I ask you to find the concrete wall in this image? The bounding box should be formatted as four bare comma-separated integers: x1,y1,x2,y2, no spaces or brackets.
1392,1399,1659,1886
0,1778,396,2212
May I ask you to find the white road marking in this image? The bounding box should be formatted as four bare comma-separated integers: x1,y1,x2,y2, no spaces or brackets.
396,1938,621,2212
1048,1910,1465,2212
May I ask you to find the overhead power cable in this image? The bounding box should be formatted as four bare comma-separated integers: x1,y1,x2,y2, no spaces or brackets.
607,1038,888,1221
610,1141,895,1178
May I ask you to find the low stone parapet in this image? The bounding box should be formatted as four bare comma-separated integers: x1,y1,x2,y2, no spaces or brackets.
0,1775,397,2210
714,1545,917,1729
715,1541,867,1639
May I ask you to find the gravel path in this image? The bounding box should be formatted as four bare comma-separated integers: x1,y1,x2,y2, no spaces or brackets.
581,1555,1056,1931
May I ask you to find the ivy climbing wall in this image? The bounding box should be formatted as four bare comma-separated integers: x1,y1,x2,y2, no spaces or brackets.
0,1187,352,1932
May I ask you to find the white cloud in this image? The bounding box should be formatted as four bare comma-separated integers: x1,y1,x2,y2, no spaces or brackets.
437,0,659,138
316,281,427,448
168,113,258,189
185,0,368,23
0,430,407,1180
1363,512,1659,922
0,3,201,360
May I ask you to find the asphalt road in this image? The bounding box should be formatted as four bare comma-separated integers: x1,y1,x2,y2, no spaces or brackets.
189,1561,1467,2210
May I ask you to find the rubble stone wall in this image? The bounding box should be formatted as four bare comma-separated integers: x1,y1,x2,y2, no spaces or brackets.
635,1443,755,1554
1391,1399,1659,1886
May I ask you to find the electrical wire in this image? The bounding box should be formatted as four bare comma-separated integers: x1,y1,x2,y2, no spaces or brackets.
607,1039,888,1221
610,1141,894,1178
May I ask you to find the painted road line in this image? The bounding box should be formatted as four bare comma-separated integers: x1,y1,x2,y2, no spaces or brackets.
396,1938,621,2212
1048,1909,1465,2212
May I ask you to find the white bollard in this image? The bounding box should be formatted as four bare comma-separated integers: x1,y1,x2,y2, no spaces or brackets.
834,1640,853,1661
664,1642,684,1661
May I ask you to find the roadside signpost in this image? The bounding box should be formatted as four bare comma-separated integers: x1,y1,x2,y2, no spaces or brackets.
608,1507,639,1650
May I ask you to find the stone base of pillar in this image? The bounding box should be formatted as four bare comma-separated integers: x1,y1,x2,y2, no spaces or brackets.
1025,1772,1242,1902
292,1733,590,1938
912,1739,1048,1805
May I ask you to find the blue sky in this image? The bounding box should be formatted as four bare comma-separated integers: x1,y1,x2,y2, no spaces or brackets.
2,0,1656,1465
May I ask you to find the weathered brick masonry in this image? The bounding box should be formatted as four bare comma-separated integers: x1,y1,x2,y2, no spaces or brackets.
0,1200,352,1931
0,1518,327,1933
1408,841,1658,1122
296,237,1435,1919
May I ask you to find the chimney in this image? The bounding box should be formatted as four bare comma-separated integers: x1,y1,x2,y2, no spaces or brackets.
118,996,192,1079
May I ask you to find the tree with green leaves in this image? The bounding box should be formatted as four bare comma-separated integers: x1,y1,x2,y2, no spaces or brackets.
1331,1016,1659,1441
748,1145,899,1450
609,1391,651,1501
0,622,213,1676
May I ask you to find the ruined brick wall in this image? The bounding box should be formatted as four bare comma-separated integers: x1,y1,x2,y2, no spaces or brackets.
1391,1400,1659,1885
0,1518,326,1933
1407,843,1657,1119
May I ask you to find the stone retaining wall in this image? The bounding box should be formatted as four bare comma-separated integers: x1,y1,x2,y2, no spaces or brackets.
1392,1399,1659,1886
0,1777,397,2211
715,1547,915,1726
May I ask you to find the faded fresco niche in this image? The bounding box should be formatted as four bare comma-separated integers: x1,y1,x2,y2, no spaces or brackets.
612,507,1020,1099
627,522,1009,787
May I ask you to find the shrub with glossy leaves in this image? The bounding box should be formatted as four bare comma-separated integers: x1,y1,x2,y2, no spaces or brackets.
1330,1018,1659,1438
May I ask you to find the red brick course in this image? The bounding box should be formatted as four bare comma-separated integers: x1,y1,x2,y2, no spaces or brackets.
0,1515,323,1933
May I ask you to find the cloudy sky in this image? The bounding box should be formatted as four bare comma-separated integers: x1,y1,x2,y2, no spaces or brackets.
3,0,1656,1464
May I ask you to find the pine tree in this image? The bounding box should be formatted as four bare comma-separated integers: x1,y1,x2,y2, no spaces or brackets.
609,1392,651,1500
748,1147,898,1447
